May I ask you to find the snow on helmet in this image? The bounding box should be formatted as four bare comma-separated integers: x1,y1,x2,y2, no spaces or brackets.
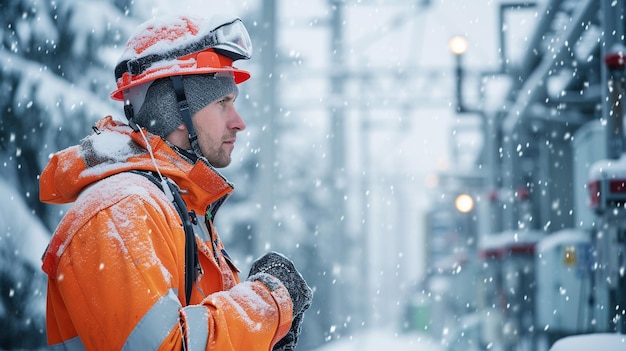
111,14,252,101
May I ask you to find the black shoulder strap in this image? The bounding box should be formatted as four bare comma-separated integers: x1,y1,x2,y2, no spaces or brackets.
129,170,198,306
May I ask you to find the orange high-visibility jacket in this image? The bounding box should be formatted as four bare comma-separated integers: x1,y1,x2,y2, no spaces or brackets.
40,116,292,350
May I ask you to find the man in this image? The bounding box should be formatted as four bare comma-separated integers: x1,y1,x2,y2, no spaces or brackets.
39,15,312,350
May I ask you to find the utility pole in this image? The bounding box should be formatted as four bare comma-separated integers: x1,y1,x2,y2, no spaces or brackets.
329,0,347,207
257,0,277,256
601,0,626,333
328,0,353,331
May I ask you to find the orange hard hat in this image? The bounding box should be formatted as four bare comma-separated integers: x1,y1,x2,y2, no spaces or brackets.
111,15,252,101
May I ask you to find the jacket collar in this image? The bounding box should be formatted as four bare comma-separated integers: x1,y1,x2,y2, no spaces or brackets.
39,116,233,212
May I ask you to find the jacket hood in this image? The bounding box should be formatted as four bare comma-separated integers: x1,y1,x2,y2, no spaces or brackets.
39,116,233,211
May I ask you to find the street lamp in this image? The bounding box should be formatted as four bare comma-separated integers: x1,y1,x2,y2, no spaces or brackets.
455,193,475,213
449,35,468,56
449,35,468,113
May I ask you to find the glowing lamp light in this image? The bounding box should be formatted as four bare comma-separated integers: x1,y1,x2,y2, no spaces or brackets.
449,35,468,56
455,193,474,213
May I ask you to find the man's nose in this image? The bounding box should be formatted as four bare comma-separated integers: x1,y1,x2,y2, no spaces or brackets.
229,108,246,131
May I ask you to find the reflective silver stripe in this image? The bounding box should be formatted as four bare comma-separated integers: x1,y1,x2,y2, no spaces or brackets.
48,336,86,351
122,289,181,350
181,305,209,351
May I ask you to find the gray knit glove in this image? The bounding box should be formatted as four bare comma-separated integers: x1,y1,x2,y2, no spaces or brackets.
271,313,304,351
247,252,313,350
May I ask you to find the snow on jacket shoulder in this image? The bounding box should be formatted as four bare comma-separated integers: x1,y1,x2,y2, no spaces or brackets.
40,116,292,351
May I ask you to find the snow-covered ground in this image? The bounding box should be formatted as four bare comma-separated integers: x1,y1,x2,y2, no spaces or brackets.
311,329,443,351
549,333,626,351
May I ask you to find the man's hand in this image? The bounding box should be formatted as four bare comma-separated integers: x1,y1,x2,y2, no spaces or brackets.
248,251,312,316
247,252,313,350
270,313,304,351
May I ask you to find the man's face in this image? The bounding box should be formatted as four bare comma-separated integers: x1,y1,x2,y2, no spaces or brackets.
192,92,246,168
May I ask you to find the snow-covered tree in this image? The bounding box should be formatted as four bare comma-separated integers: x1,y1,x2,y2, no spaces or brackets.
0,0,139,347
0,179,48,348
0,0,138,227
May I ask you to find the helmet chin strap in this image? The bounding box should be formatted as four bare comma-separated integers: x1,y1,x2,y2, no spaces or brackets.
123,100,141,133
170,75,205,160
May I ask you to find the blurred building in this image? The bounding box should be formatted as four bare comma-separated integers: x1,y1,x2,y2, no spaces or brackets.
417,0,626,350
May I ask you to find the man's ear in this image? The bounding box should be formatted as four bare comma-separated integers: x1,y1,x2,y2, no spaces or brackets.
165,124,192,149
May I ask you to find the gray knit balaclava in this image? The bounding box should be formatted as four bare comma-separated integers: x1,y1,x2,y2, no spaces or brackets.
133,74,238,138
